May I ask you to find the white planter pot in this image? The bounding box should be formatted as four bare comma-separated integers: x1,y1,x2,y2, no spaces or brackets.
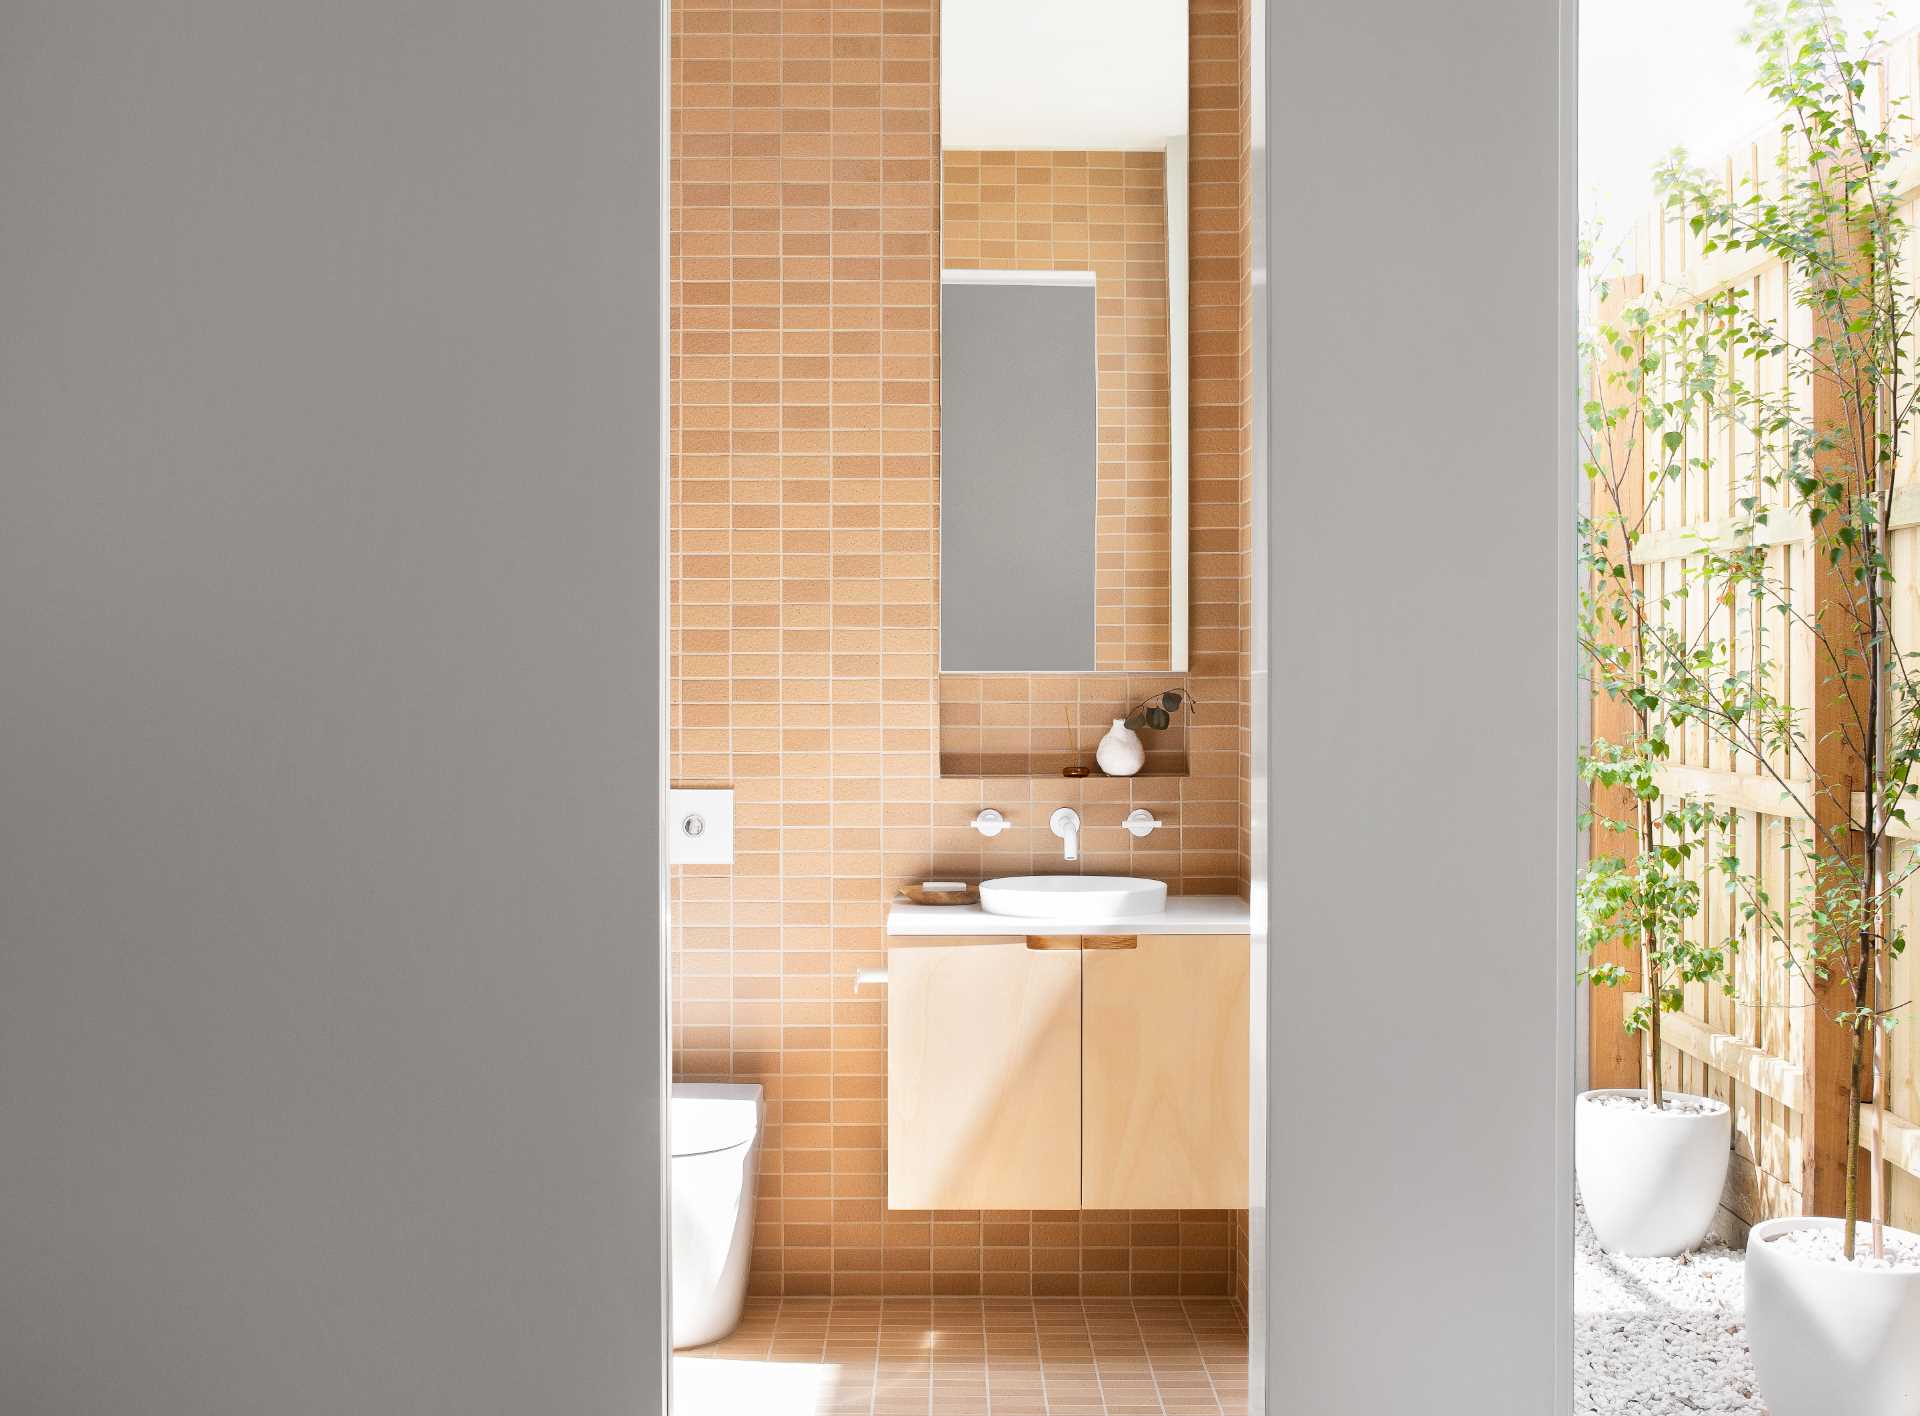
1746,1217,1920,1416
1095,719,1145,777
1574,1088,1730,1256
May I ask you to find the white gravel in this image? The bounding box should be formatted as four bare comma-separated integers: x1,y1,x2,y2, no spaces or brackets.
1759,1222,1920,1270
1584,1095,1723,1116
1575,1204,1763,1414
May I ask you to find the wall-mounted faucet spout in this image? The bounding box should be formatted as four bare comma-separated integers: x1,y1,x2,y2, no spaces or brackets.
1049,807,1081,862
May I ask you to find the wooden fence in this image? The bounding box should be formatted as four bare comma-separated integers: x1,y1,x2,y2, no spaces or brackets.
1590,29,1920,1231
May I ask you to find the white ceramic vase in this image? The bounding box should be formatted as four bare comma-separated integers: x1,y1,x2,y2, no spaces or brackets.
1573,1089,1730,1256
1746,1217,1920,1416
1095,719,1145,777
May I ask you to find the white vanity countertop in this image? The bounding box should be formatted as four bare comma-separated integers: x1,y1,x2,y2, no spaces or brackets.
887,894,1250,937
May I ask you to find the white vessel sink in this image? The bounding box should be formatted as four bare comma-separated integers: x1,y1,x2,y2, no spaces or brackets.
978,875,1168,922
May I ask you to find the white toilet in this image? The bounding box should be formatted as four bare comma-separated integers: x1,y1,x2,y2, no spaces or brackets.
669,1082,763,1349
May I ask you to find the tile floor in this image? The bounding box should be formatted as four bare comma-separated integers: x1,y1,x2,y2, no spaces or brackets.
673,1297,1249,1416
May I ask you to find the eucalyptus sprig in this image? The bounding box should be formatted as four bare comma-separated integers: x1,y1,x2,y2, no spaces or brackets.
1123,688,1200,733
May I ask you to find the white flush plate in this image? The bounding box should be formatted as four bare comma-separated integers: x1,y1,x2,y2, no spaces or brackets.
668,788,734,865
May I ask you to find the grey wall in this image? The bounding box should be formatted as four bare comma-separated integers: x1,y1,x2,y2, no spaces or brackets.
0,4,668,1414
1260,0,1571,1412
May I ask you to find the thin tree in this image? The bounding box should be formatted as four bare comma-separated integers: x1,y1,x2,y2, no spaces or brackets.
1625,0,1918,1260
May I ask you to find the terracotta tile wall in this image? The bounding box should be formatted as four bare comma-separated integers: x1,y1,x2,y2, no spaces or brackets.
669,0,1253,1299
1191,0,1259,1309
942,149,1172,672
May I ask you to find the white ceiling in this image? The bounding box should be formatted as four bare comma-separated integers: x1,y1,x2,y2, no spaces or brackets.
941,0,1188,150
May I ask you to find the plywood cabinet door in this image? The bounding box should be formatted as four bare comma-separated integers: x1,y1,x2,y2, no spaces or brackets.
886,939,1082,1210
1082,934,1248,1208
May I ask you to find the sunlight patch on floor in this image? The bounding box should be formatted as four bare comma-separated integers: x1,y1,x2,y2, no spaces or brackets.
672,1355,837,1416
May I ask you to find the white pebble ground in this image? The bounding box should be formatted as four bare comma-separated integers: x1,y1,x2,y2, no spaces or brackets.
1761,1222,1920,1269
1575,1205,1762,1414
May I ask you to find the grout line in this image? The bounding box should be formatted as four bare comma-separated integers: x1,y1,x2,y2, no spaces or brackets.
1038,1300,1051,1416
1089,1301,1117,1416
1184,1297,1228,1416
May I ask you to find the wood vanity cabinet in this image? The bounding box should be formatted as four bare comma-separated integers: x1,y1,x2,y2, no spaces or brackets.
886,939,1082,1209
886,933,1248,1210
1082,934,1249,1208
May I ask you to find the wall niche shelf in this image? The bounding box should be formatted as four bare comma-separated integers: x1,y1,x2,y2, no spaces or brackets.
937,754,1191,781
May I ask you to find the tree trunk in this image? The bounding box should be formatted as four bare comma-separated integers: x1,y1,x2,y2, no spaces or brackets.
1639,788,1663,1111
1644,934,1663,1110
1846,1013,1864,1260
1846,928,1876,1260
1874,945,1888,1260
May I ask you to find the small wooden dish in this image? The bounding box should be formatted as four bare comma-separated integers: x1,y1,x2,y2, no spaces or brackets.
897,883,980,906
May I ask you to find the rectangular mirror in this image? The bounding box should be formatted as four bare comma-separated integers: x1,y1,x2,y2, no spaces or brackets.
939,1,1190,674
941,272,1099,672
